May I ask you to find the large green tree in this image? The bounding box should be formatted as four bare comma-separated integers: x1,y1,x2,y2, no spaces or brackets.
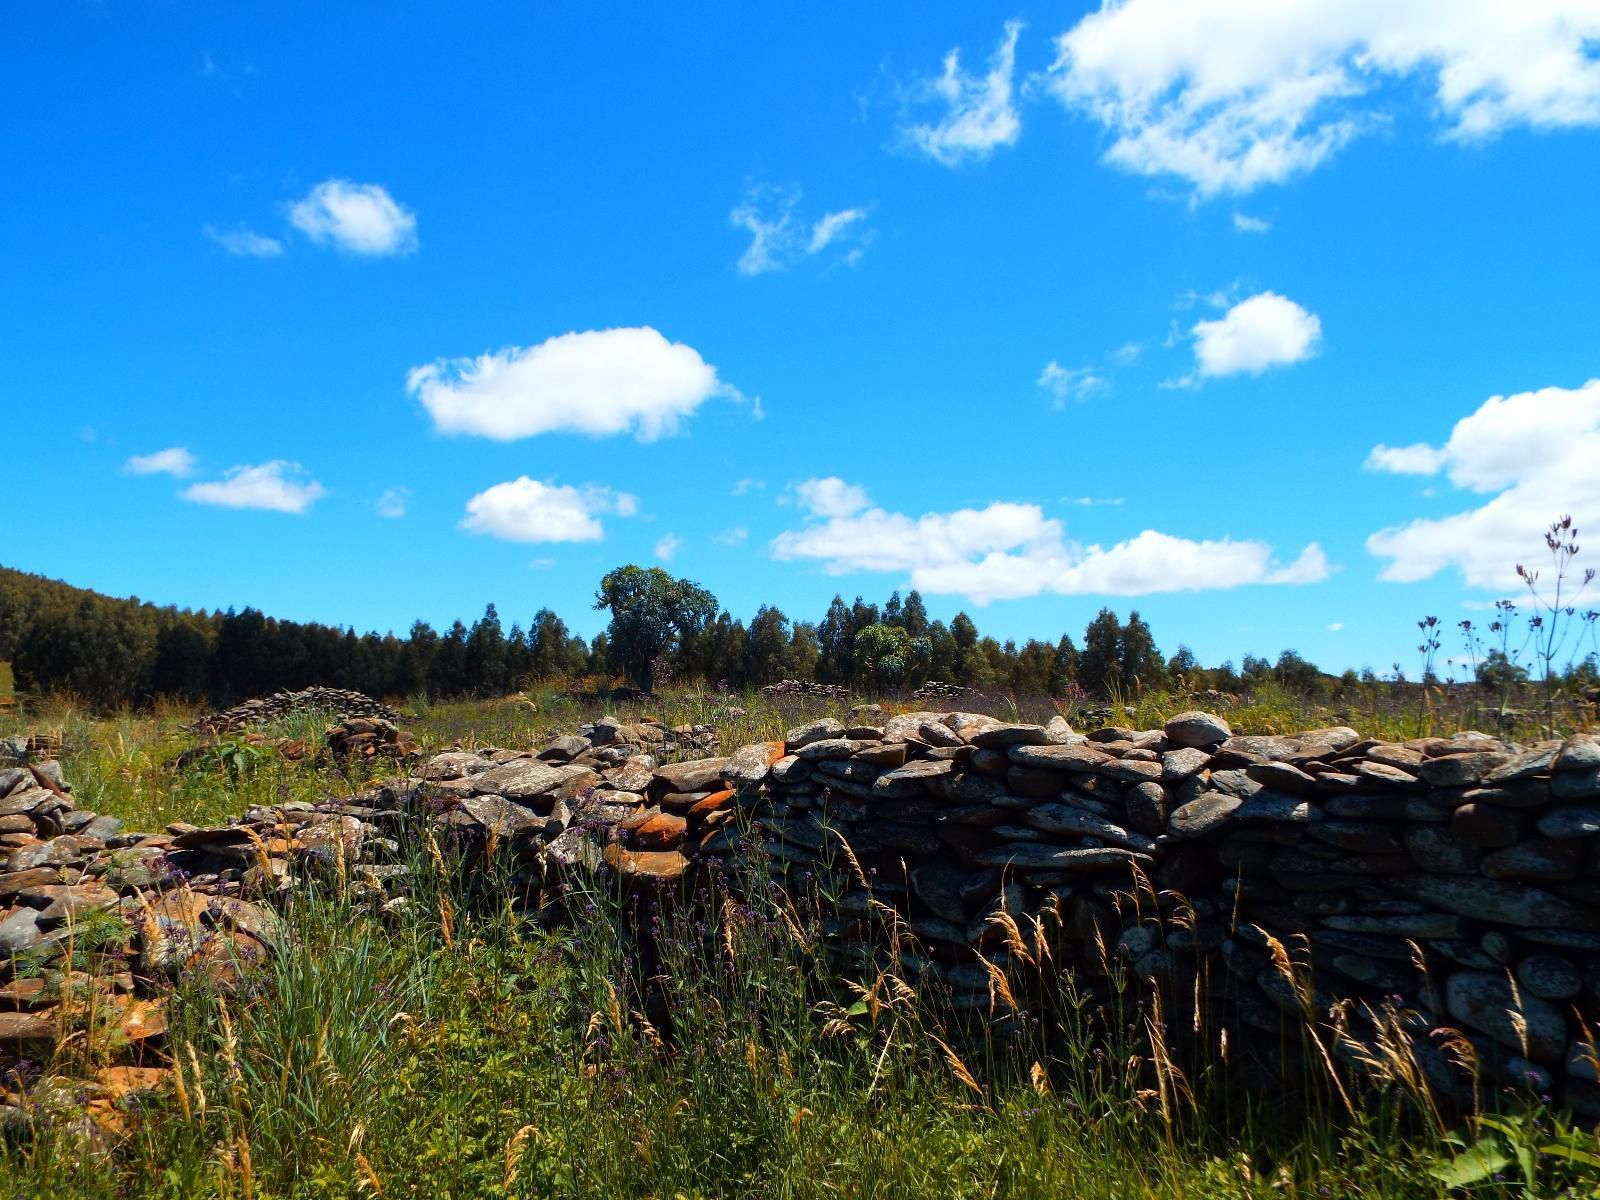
594,565,718,692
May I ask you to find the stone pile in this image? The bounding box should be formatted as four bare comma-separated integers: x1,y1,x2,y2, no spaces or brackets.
910,681,976,702
759,679,850,701
192,687,402,733
326,717,419,764
8,706,1600,1140
691,710,1600,1113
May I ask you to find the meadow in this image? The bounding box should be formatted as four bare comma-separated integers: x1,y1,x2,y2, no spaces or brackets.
3,683,1600,1198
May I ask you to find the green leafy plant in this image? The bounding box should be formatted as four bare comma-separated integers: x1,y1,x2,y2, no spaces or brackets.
1431,1109,1600,1195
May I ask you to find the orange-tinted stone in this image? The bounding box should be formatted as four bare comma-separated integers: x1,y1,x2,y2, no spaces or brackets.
633,811,687,850
687,789,736,821
602,844,690,882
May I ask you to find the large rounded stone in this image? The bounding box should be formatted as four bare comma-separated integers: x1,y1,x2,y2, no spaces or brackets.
1164,711,1231,748
1445,971,1566,1061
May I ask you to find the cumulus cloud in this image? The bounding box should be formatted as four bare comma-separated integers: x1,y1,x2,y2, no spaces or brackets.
731,186,873,275
772,477,1328,604
461,478,637,544
654,534,682,562
903,20,1025,166
182,461,326,514
376,487,409,518
409,327,736,441
793,476,872,519
288,180,417,256
204,226,284,257
124,447,197,478
1037,361,1108,405
1232,212,1271,234
1045,1,1600,196
1179,291,1321,382
1365,379,1600,588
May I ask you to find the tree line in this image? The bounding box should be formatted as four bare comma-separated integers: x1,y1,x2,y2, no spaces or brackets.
0,562,1339,709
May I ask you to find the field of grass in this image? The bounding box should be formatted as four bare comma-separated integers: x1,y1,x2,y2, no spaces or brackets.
3,685,1598,1198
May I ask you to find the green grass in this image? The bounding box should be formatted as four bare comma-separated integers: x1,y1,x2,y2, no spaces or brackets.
6,839,1533,1200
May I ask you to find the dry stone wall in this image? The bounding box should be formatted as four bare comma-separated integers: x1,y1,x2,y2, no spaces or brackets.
5,706,1600,1138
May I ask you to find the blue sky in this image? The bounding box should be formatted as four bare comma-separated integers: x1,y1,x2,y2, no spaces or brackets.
5,1,1600,675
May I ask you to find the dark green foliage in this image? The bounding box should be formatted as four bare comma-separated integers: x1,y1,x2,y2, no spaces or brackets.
594,565,718,692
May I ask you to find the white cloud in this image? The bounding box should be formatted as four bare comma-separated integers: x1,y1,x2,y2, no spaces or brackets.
124,447,197,478
809,208,869,253
1232,212,1271,233
1327,622,1344,632
1045,1,1600,196
1037,361,1108,405
376,487,409,518
288,180,417,256
1110,341,1143,366
409,327,736,442
731,186,872,274
731,478,764,497
794,477,872,519
654,534,682,562
1366,379,1600,588
204,225,284,257
182,461,326,514
1186,291,1321,380
460,478,637,544
1064,496,1126,507
772,478,1328,604
713,526,749,546
904,20,1025,166
1365,442,1447,475
528,556,557,570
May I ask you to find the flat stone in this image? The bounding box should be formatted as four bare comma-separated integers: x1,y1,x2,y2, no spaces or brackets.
1023,804,1155,853
1008,743,1112,771
1536,805,1600,839
1404,827,1481,874
1306,821,1405,855
1453,803,1527,847
973,842,1153,872
1552,767,1600,800
632,811,687,850
1446,970,1565,1061
1392,876,1600,929
1235,791,1320,824
653,757,730,792
19,882,121,925
0,1012,55,1042
1555,735,1600,773
852,742,908,768
0,906,44,953
1321,912,1467,937
1353,761,1428,792
477,760,580,798
602,844,689,883
1099,757,1163,784
1168,792,1242,839
784,719,845,750
1160,747,1211,781
459,795,545,838
1164,711,1231,748
726,741,785,787
1481,838,1583,882
872,758,954,798
969,723,1051,750
1418,752,1512,788
1246,761,1318,795
1517,953,1582,1001
1484,746,1559,785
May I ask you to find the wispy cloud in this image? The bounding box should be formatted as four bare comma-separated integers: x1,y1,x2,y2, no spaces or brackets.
376,487,409,518
902,20,1024,166
204,225,284,258
124,447,197,478
731,185,874,275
